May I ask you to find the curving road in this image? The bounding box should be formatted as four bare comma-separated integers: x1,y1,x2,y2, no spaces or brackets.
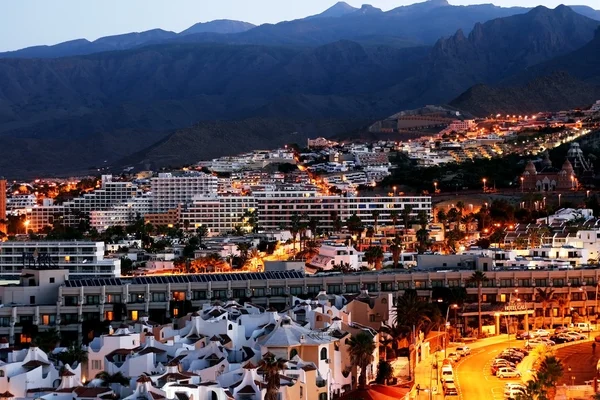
555,341,599,385
455,341,527,400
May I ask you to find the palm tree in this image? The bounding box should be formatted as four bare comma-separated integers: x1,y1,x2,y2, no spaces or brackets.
401,206,413,235
557,295,569,327
456,201,465,218
467,271,489,336
259,353,287,400
196,225,208,246
536,288,555,329
365,226,375,246
308,217,320,238
34,328,61,352
538,355,564,400
347,332,376,388
289,212,302,251
95,371,130,387
346,214,365,244
416,228,430,254
390,210,399,229
371,210,380,233
389,235,403,268
236,242,251,268
58,345,88,366
461,214,476,237
364,246,384,270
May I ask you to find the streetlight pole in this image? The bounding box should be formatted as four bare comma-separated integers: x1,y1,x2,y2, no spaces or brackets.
483,178,487,193
558,193,562,207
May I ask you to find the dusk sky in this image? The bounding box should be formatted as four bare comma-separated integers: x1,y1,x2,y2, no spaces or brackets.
1,0,597,52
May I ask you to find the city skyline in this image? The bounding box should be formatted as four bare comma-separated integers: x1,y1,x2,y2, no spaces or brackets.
0,0,598,52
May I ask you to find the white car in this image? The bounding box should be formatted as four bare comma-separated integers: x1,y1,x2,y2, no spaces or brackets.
505,387,526,399
447,352,461,363
566,331,586,340
456,346,471,356
497,367,522,379
505,383,525,391
535,329,550,337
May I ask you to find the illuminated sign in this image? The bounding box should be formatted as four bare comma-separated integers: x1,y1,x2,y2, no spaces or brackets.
504,302,528,312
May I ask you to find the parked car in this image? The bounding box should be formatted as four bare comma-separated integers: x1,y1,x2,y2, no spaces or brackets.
456,346,471,356
441,367,454,383
554,326,569,334
444,382,459,396
551,334,572,344
505,386,526,400
505,383,526,391
566,331,587,340
491,360,516,375
516,331,535,340
594,334,600,343
447,352,461,363
507,347,528,356
535,329,550,337
497,367,522,379
573,322,593,332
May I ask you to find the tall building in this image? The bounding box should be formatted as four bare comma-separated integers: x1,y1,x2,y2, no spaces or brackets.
151,172,218,213
0,179,6,235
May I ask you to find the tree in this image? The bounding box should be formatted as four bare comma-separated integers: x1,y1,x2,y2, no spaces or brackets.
389,235,403,268
346,214,365,243
390,210,399,229
467,271,489,336
436,210,447,227
34,328,61,352
538,355,563,400
289,212,303,251
95,371,130,387
376,360,393,384
259,353,287,400
58,345,88,366
536,288,555,329
371,210,380,233
401,206,413,235
456,201,465,218
365,226,375,245
236,242,251,268
347,332,376,388
196,225,208,246
416,228,430,254
308,217,320,238
557,295,569,327
364,246,384,270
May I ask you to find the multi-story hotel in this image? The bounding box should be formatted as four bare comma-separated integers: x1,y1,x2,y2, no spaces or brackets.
89,194,152,231
0,241,120,280
64,175,144,215
1,266,599,346
180,194,257,235
254,188,431,230
151,172,218,213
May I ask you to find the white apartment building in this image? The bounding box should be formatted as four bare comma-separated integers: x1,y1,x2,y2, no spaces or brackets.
151,172,218,213
254,188,431,230
90,194,152,231
307,243,360,271
179,194,257,235
29,205,66,232
6,194,37,211
0,241,121,279
64,175,143,214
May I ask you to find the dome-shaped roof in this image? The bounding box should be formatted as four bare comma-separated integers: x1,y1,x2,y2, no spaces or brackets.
525,160,537,175
562,159,574,174
541,153,552,168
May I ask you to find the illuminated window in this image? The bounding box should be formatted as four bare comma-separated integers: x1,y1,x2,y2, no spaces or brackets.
130,310,138,321
64,256,70,262
20,334,32,344
105,311,114,321
173,308,179,317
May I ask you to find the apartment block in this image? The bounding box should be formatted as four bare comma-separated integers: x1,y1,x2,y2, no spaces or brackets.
151,172,218,213
0,241,120,280
180,194,257,235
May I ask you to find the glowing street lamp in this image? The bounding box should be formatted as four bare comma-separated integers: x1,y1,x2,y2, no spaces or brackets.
520,176,524,193
482,178,487,193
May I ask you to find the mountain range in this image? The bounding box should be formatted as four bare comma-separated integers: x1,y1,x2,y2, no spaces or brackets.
1,1,600,177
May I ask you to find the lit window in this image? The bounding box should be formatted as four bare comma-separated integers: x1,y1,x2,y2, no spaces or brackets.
131,310,138,320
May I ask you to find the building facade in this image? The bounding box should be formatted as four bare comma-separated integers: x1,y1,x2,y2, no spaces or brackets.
0,179,5,235
151,172,219,213
0,241,120,280
179,195,257,235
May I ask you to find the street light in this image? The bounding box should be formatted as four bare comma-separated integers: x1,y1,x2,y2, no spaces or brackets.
482,178,487,193
393,186,397,196
520,177,524,193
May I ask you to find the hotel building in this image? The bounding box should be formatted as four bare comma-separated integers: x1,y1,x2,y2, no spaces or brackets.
151,172,218,213
0,241,120,280
0,179,6,235
2,264,597,346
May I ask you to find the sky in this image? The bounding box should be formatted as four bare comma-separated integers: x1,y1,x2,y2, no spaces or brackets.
0,0,597,52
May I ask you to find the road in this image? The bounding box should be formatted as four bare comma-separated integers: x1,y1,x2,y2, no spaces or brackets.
455,341,526,400
555,341,599,385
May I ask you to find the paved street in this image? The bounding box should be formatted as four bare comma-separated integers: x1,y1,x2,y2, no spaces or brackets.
455,340,526,400
556,341,599,385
